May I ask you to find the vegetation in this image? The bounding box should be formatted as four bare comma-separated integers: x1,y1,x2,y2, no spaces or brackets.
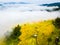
5,24,21,45
1,18,60,45
53,17,60,29
18,20,55,45
18,19,60,45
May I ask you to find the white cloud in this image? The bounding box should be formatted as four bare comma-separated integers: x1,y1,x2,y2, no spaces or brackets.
0,2,60,37
0,0,60,4
0,0,22,2
0,3,59,11
0,10,59,37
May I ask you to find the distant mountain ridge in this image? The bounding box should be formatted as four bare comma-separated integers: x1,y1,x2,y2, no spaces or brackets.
41,2,60,7
3,2,29,4
0,2,30,6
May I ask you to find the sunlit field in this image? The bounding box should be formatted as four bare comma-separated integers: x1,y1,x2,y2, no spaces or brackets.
0,18,60,45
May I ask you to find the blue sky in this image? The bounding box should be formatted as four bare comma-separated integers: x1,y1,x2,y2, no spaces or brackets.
0,0,60,4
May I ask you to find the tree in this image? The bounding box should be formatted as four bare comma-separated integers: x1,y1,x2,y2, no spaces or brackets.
53,18,60,29
5,24,21,45
10,24,21,39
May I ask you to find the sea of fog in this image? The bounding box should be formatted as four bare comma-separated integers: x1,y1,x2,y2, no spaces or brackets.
0,3,60,37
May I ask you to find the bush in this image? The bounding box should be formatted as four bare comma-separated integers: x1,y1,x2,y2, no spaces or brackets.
53,18,60,29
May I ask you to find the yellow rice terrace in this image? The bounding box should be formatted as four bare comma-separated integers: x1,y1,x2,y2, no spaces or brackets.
1,18,60,45
18,20,55,45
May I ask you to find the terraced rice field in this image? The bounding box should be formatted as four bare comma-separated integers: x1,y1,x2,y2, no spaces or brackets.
0,18,60,45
